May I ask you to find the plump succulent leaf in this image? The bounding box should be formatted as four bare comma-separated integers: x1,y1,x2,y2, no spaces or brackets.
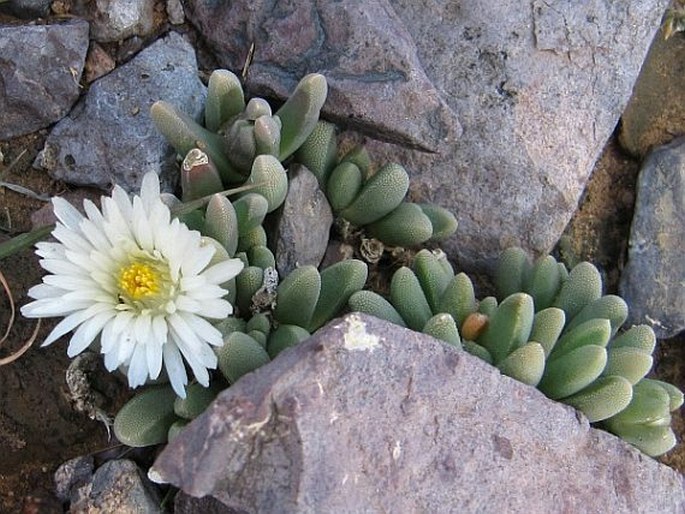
348,290,407,327
267,324,311,359
477,293,535,365
495,247,531,300
181,148,224,201
550,318,612,359
245,155,288,213
602,346,653,385
538,344,607,400
237,225,268,253
113,385,178,447
276,73,328,160
235,266,264,315
247,245,276,270
497,341,545,386
390,267,433,331
552,261,603,320
173,381,224,420
610,325,657,353
204,194,239,256
273,265,321,327
205,69,245,132
307,259,368,332
607,379,672,426
462,340,493,364
233,193,269,235
339,144,371,178
438,272,478,327
414,249,454,314
246,312,271,336
167,419,190,442
341,163,410,226
247,329,267,347
295,120,338,187
478,296,498,317
326,161,364,212
254,115,281,157
418,203,458,241
150,100,243,184
529,307,566,357
422,313,462,349
561,375,633,423
216,331,271,383
524,255,562,310
565,295,628,337
366,202,433,247
646,379,685,411
604,422,676,458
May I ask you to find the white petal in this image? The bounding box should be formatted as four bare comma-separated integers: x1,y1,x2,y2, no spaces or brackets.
66,309,116,357
35,241,65,259
133,313,152,346
52,197,84,231
151,314,168,346
41,302,113,346
52,224,92,253
146,341,163,379
140,172,161,212
127,343,149,388
194,299,233,319
26,283,65,300
132,197,154,251
183,284,230,301
181,243,215,278
182,314,224,347
21,297,91,318
80,217,112,250
39,257,84,276
168,313,217,370
103,344,120,371
163,342,187,398
201,259,244,285
111,185,134,223
43,274,98,292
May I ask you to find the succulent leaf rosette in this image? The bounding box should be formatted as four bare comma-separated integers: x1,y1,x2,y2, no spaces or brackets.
20,172,244,398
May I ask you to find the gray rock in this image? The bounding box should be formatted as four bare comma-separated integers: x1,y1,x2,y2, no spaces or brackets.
620,137,685,339
186,0,667,272
271,164,333,277
619,29,685,157
166,0,185,25
183,0,462,153
71,459,162,514
34,31,206,193
151,313,685,513
72,0,157,43
0,0,51,18
54,456,94,503
0,20,89,141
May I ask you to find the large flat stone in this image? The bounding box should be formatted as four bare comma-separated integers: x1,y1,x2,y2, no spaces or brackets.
0,20,89,140
34,31,206,193
151,313,685,513
184,0,667,272
620,137,685,339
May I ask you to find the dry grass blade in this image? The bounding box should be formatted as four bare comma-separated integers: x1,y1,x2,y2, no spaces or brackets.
0,269,38,365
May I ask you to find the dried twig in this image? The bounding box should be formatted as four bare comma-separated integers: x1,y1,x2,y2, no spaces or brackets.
0,269,39,365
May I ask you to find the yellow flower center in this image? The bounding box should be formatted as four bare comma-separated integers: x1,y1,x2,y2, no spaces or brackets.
118,262,159,300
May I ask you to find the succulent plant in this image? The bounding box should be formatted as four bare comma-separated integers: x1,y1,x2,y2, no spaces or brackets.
295,121,458,249
347,246,682,456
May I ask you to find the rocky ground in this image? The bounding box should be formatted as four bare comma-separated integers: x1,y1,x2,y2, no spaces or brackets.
1,0,684,512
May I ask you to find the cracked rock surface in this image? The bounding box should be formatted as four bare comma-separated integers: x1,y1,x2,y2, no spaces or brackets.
152,313,685,513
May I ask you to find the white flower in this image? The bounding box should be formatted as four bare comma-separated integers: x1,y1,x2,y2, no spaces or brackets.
21,172,243,398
